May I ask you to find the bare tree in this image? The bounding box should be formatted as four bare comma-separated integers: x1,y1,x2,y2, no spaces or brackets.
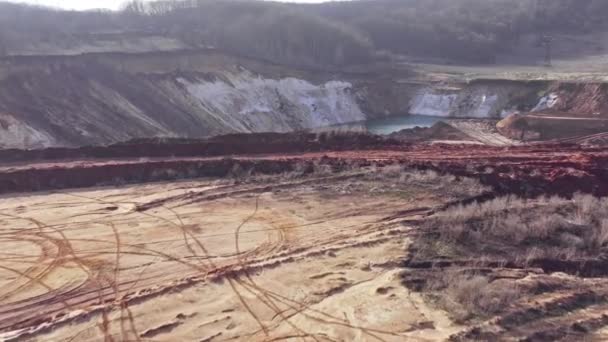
121,0,145,15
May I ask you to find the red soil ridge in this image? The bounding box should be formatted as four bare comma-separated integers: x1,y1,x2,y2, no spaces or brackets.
0,133,606,198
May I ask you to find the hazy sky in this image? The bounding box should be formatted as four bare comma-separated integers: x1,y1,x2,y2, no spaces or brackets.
14,0,332,11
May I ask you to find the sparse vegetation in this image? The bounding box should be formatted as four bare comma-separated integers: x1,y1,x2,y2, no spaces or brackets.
424,194,608,260
425,271,521,322
406,193,608,323
222,161,489,205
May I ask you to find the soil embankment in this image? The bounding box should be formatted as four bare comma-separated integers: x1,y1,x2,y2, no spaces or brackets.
498,113,608,141
0,133,606,198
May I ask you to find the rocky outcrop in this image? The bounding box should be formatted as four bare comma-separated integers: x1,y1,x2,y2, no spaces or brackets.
409,89,458,117
408,80,546,118
177,72,364,132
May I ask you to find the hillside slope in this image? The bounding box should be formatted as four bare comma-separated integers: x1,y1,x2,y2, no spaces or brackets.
0,51,386,148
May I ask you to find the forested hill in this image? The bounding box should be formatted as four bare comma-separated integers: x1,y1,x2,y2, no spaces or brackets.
1,0,608,66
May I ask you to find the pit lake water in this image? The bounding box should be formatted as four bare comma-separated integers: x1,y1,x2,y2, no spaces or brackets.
317,114,445,135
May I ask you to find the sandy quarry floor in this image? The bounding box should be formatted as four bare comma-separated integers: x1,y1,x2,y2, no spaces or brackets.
0,170,482,341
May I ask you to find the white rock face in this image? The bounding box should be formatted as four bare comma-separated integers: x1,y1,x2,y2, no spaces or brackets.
410,88,501,118
0,114,54,149
409,87,523,118
532,93,559,112
467,94,500,118
178,72,365,132
409,89,458,117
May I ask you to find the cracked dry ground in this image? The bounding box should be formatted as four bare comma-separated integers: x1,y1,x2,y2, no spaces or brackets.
0,169,483,342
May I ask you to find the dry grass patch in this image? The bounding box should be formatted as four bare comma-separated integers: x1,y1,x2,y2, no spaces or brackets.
425,271,521,323
361,164,489,200
229,161,489,203
423,193,608,260
405,193,608,323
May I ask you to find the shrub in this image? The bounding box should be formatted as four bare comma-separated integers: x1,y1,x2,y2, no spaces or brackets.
426,271,521,322
428,194,608,259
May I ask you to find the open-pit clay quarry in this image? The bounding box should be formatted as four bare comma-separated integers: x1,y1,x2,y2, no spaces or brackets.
4,4,608,340
3,51,608,340
0,132,608,341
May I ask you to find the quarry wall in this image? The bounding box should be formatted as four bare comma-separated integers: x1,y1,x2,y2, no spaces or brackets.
0,50,604,149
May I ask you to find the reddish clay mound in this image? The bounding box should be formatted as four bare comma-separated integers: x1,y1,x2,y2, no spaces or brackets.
391,143,608,197
390,121,474,142
0,140,607,198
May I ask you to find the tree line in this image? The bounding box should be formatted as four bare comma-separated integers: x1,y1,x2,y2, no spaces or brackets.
1,0,608,66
